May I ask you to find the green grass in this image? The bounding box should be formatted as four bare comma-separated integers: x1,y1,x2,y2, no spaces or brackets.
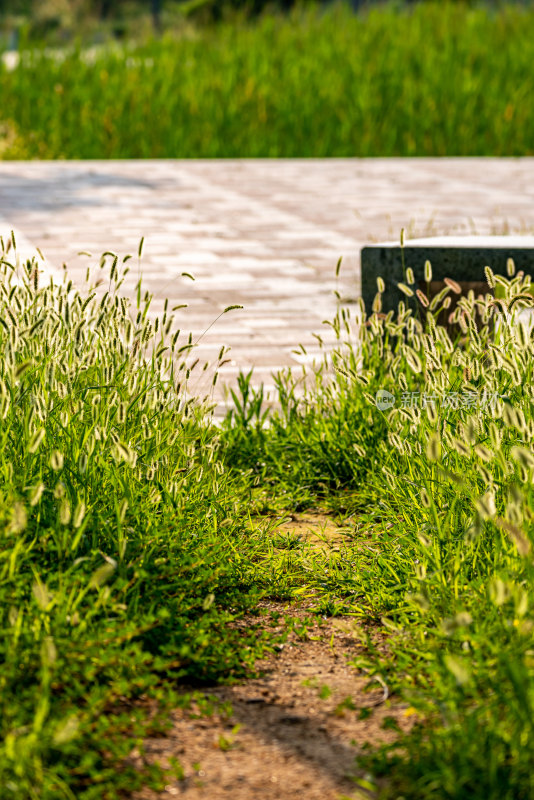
0,237,284,798
223,256,534,800
348,265,534,800
3,227,534,798
2,1,534,158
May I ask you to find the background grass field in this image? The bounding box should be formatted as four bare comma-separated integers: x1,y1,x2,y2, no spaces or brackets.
1,1,534,159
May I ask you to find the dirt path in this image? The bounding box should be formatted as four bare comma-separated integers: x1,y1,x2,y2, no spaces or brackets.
129,517,414,800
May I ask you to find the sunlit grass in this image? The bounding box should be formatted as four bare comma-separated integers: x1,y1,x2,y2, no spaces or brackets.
3,223,534,798
0,236,278,798
223,253,534,800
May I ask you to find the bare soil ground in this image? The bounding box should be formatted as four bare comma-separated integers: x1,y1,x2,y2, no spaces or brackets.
129,515,414,800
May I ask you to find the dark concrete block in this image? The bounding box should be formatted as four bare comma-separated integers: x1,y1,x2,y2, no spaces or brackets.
360,236,534,314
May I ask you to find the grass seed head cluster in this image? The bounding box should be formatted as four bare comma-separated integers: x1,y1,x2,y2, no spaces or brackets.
0,236,271,798
224,252,534,799
3,226,534,798
329,260,534,799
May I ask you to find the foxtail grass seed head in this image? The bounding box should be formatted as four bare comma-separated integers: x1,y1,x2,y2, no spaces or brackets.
50,451,64,471
424,260,433,282
376,276,385,293
119,498,128,523
117,403,127,424
485,265,496,289
464,512,484,543
476,491,496,520
89,563,116,589
29,482,45,506
465,416,479,443
475,461,493,485
444,278,462,295
506,499,524,526
398,283,414,297
497,517,531,557
404,347,422,373
9,502,27,534
59,499,71,526
420,488,431,508
426,433,441,461
353,442,366,458
507,258,516,277
516,321,529,349
406,267,415,285
426,402,438,425
452,438,471,458
474,444,494,462
511,446,534,471
416,289,429,308
458,312,469,334
32,578,52,611
372,293,382,314
72,500,86,529
509,480,525,503
28,428,45,453
488,422,502,450
502,403,521,430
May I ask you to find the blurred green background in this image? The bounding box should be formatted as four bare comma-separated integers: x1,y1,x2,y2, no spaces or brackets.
0,0,508,46
1,1,533,159
0,0,351,42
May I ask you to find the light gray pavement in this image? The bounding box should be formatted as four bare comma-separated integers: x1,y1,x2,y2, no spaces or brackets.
1,158,534,407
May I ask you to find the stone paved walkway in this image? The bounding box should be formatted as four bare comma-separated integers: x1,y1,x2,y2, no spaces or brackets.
1,158,533,408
